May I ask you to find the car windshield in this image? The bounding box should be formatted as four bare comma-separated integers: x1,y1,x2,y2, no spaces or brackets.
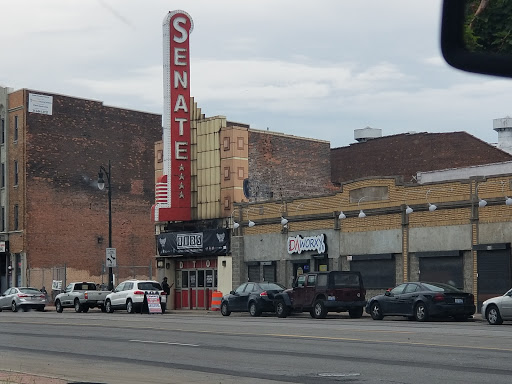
258,283,285,291
138,282,162,290
19,288,41,294
421,282,462,293
74,283,97,290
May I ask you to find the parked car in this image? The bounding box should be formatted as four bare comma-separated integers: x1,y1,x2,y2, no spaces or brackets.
366,282,475,322
0,287,47,312
104,279,167,314
54,282,111,313
273,271,366,319
220,282,286,317
481,288,512,325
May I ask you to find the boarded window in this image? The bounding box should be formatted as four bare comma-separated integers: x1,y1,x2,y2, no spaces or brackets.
237,137,244,150
223,137,230,151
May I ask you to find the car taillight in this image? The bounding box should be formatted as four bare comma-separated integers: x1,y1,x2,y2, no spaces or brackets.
17,294,28,298
84,292,89,299
134,290,145,295
39,294,46,299
259,291,268,297
433,293,445,302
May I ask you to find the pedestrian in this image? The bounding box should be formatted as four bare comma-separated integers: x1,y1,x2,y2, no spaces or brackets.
162,277,171,296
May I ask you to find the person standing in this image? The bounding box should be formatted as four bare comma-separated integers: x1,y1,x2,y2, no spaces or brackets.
162,277,171,295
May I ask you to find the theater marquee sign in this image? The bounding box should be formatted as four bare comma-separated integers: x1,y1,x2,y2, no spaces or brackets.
152,10,194,222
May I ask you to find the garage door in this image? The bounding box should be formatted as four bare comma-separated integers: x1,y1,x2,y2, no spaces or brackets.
477,249,511,308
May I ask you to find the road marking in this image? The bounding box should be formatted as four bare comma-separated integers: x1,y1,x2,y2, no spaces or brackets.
130,339,199,347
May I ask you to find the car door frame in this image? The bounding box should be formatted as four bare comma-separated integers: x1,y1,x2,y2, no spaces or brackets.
382,283,407,314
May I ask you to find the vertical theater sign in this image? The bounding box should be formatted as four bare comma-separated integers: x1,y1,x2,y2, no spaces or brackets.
153,10,194,222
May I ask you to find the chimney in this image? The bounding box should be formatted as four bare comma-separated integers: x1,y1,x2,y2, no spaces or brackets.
493,117,512,154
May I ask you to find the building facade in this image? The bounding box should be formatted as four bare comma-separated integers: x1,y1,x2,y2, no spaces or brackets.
1,87,161,293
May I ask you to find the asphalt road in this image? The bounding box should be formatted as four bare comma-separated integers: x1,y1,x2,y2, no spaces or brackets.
0,309,511,384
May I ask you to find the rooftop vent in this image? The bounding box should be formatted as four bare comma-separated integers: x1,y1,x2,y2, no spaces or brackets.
354,127,382,143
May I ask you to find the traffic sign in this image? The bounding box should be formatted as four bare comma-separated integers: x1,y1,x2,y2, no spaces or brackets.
106,248,117,267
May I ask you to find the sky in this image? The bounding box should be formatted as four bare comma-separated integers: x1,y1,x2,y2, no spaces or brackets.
2,0,512,148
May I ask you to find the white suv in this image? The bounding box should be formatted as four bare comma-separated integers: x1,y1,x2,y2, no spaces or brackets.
104,279,167,314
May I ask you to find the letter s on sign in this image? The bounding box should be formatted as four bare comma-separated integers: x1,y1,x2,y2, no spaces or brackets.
173,17,188,43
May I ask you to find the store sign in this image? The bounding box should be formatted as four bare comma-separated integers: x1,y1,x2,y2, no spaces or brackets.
157,229,229,256
287,234,326,254
152,10,194,222
28,93,53,115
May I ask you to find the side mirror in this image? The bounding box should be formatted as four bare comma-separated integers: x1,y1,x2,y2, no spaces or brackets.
230,290,235,295
385,290,391,297
441,0,512,78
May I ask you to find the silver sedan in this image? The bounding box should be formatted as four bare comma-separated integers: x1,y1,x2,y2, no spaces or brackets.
481,288,512,325
0,287,47,312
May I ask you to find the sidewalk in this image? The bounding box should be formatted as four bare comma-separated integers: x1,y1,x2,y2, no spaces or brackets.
0,370,67,384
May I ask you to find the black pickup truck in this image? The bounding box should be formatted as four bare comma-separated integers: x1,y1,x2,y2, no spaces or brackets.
274,271,366,319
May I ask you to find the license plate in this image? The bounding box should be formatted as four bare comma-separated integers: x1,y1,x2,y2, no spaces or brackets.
455,298,463,304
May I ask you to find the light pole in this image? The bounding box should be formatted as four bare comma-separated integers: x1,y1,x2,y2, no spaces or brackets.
97,160,113,291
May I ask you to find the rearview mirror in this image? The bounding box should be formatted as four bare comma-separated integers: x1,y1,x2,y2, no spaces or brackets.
441,0,512,78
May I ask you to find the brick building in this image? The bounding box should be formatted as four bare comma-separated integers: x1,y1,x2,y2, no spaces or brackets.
0,87,161,293
154,102,334,310
331,131,512,184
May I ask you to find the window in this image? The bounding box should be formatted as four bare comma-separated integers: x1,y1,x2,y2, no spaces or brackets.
404,283,420,294
237,167,244,179
224,166,230,180
224,197,231,210
1,207,5,232
156,150,163,163
296,275,306,288
13,204,18,230
1,163,4,188
390,283,407,295
307,274,316,286
235,283,247,294
237,137,244,150
223,136,230,151
245,283,255,292
181,271,189,288
14,161,18,186
317,274,328,287
1,118,4,144
14,116,18,142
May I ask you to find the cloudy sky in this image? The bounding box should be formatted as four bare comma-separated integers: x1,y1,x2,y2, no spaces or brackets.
2,0,512,148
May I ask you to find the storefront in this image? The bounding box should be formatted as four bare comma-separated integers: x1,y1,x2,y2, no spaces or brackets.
157,228,229,310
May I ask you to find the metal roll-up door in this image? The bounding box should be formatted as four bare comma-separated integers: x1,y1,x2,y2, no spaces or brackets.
419,256,463,289
248,264,260,282
478,249,511,308
263,264,276,282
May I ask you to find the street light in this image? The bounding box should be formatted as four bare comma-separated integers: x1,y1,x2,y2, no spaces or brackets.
97,160,114,291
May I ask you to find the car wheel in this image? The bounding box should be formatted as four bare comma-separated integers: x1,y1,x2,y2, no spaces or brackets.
309,309,316,318
370,301,384,320
55,300,63,313
275,300,288,318
74,300,82,313
220,301,231,316
37,305,45,312
100,305,107,313
11,301,18,312
313,299,327,319
414,302,428,322
248,302,261,317
349,307,363,319
126,299,134,314
82,305,89,313
105,300,114,313
486,305,503,325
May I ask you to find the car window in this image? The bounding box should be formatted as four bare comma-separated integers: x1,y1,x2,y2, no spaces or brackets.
421,282,462,293
333,273,360,288
296,275,306,287
404,284,420,294
65,284,73,293
138,282,162,290
3,288,11,295
115,282,125,292
19,288,41,294
390,284,407,295
234,284,247,294
245,283,255,292
259,283,285,291
307,275,316,287
125,282,134,290
317,274,328,287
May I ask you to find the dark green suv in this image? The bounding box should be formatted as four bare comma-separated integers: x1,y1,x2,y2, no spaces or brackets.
274,271,366,319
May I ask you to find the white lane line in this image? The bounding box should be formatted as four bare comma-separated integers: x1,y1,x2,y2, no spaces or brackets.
130,339,199,347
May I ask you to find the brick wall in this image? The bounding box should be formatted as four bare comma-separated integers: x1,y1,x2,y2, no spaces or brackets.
248,130,335,201
13,90,162,280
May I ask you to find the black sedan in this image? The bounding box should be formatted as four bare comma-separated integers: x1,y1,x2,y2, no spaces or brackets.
220,282,286,317
366,282,475,322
